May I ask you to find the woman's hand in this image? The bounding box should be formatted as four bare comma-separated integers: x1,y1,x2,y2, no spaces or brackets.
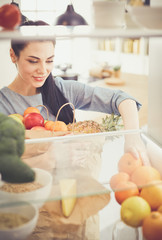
118,99,150,165
124,133,150,166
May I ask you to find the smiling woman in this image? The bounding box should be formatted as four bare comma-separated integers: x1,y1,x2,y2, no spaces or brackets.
0,20,74,124
10,41,55,94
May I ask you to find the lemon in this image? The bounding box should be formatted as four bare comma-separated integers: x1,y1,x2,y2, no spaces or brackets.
121,196,151,227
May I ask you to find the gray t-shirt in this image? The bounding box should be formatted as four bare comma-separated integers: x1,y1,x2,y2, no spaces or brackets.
0,77,141,120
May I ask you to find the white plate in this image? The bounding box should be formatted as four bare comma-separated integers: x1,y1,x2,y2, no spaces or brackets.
127,6,162,29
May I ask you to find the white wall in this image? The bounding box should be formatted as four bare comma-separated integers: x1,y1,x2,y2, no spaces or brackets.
148,0,162,146
0,41,17,88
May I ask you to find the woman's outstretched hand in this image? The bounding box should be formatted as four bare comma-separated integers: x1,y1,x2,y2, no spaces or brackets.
118,99,150,165
124,133,150,166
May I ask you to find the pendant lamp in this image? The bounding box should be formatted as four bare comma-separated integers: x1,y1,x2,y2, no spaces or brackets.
55,4,88,26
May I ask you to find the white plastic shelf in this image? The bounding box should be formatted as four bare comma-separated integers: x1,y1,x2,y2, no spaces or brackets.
0,25,162,41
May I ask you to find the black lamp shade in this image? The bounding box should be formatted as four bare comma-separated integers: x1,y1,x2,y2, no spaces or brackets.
55,4,88,26
11,2,29,25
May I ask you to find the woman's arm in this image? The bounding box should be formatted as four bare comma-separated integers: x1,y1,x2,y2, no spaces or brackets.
118,98,139,131
118,99,150,165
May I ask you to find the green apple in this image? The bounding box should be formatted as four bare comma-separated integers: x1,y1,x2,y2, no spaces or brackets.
9,114,24,126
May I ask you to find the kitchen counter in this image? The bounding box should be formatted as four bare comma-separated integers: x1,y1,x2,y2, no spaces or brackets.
76,72,148,128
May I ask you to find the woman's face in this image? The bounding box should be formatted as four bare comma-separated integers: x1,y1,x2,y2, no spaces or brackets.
11,41,55,90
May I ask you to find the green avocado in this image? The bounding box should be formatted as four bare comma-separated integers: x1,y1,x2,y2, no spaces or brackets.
0,113,35,183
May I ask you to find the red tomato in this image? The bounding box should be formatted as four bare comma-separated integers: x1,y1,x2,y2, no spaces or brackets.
0,4,21,29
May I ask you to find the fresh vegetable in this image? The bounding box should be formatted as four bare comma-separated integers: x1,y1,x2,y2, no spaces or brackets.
0,4,21,29
0,116,25,156
0,154,35,184
0,113,35,183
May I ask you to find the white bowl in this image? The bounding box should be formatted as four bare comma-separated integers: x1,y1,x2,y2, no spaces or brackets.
0,201,38,240
93,1,126,28
0,168,53,208
128,6,162,29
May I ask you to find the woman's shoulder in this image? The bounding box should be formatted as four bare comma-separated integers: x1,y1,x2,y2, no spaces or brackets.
54,76,87,90
54,76,77,86
0,87,11,97
0,86,9,92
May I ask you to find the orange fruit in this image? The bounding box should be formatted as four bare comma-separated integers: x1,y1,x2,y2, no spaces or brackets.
142,211,162,240
110,172,130,190
45,120,68,132
131,166,161,188
52,121,68,132
140,181,162,210
115,181,139,205
24,106,40,116
118,153,142,175
44,120,55,130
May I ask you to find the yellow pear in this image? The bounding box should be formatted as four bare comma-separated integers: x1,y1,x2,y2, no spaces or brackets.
59,178,77,217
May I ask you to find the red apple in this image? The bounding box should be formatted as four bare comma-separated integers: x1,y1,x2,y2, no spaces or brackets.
24,113,44,129
31,126,47,131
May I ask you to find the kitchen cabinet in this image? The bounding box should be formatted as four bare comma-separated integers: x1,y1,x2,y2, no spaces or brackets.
93,37,149,75
0,5,162,239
